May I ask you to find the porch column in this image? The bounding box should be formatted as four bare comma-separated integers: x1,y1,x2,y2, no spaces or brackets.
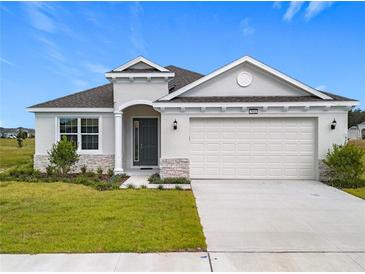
114,112,123,174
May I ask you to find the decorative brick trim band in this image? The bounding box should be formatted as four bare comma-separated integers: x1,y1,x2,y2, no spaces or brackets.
160,158,190,179
34,154,114,173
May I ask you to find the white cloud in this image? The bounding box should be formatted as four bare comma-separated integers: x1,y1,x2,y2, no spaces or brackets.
23,2,57,33
283,1,304,22
129,2,147,54
316,85,327,91
240,18,255,37
0,57,14,66
304,2,333,21
35,36,66,63
273,2,282,9
84,63,109,74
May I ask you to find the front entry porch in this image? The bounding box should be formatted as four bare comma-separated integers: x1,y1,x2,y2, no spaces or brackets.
114,104,161,174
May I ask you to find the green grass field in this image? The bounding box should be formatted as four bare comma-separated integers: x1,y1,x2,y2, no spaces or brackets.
0,139,34,171
342,187,365,199
0,182,206,253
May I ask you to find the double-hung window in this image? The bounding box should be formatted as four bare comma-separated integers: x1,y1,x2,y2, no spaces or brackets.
81,118,99,150
59,118,78,146
58,117,100,152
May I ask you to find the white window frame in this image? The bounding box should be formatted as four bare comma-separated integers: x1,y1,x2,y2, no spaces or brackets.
56,116,102,154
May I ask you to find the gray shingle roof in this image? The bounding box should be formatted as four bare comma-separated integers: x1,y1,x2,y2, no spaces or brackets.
167,94,354,103
29,84,113,108
29,66,203,108
165,65,204,92
29,65,354,109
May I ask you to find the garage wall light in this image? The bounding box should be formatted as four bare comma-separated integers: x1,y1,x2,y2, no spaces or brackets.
173,119,178,130
331,119,337,130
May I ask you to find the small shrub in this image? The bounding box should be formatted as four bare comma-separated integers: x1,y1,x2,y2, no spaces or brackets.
48,136,79,175
127,184,135,189
324,144,365,188
74,176,92,185
107,168,114,177
148,173,161,184
175,185,183,190
140,185,147,189
80,165,87,175
148,173,190,184
85,171,96,178
96,167,103,178
32,169,41,177
95,182,115,191
157,184,164,190
120,173,128,178
46,165,54,176
163,177,190,184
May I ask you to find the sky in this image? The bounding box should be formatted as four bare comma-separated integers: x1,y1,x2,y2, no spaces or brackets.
0,1,364,128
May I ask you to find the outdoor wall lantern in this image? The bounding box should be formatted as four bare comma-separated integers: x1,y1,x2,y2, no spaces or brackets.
173,119,178,130
331,119,337,130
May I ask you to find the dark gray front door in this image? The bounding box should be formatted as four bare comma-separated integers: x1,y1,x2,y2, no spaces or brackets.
133,118,158,166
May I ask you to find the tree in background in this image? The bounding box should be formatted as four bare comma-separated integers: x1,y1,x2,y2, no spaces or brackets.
16,129,24,148
348,108,365,128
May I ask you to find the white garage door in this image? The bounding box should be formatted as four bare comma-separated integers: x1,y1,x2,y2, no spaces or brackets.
190,118,316,179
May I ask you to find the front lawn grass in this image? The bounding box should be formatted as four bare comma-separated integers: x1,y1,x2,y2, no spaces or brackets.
0,182,206,253
0,139,34,170
342,187,365,199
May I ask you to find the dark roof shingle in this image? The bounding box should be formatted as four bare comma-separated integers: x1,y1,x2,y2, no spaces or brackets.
29,65,354,109
167,95,354,103
29,84,113,108
165,65,204,93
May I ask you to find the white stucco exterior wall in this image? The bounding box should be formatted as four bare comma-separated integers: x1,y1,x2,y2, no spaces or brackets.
113,80,169,111
182,63,309,97
34,112,114,155
160,107,348,168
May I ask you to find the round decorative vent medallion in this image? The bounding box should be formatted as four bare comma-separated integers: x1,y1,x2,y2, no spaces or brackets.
237,72,252,87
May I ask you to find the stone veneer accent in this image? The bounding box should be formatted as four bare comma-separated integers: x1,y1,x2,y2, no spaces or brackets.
160,158,190,179
34,154,114,173
318,159,334,182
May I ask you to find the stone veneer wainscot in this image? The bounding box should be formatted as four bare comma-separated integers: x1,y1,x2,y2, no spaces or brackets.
160,158,190,179
34,154,114,173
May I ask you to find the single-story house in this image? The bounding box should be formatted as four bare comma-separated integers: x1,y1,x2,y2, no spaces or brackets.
348,122,365,139
28,56,358,180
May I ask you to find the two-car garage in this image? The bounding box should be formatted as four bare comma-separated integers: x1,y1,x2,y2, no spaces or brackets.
189,117,316,180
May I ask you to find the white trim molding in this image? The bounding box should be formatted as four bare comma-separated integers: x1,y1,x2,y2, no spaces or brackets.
111,56,170,72
105,72,175,79
27,108,113,113
153,100,359,109
118,100,154,112
158,55,334,101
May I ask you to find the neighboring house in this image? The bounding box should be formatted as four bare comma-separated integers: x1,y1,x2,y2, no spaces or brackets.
348,122,365,139
28,56,358,180
0,127,34,138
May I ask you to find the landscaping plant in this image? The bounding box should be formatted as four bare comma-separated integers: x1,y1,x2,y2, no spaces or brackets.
148,173,190,184
48,136,79,175
324,143,365,188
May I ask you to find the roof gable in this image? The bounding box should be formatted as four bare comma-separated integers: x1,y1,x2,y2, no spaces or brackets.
110,56,170,73
159,56,333,101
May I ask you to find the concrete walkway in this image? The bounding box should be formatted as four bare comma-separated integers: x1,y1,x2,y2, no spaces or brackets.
0,253,211,272
2,252,364,271
192,179,365,271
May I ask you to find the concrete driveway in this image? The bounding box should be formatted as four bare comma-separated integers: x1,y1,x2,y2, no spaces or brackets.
192,180,365,271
